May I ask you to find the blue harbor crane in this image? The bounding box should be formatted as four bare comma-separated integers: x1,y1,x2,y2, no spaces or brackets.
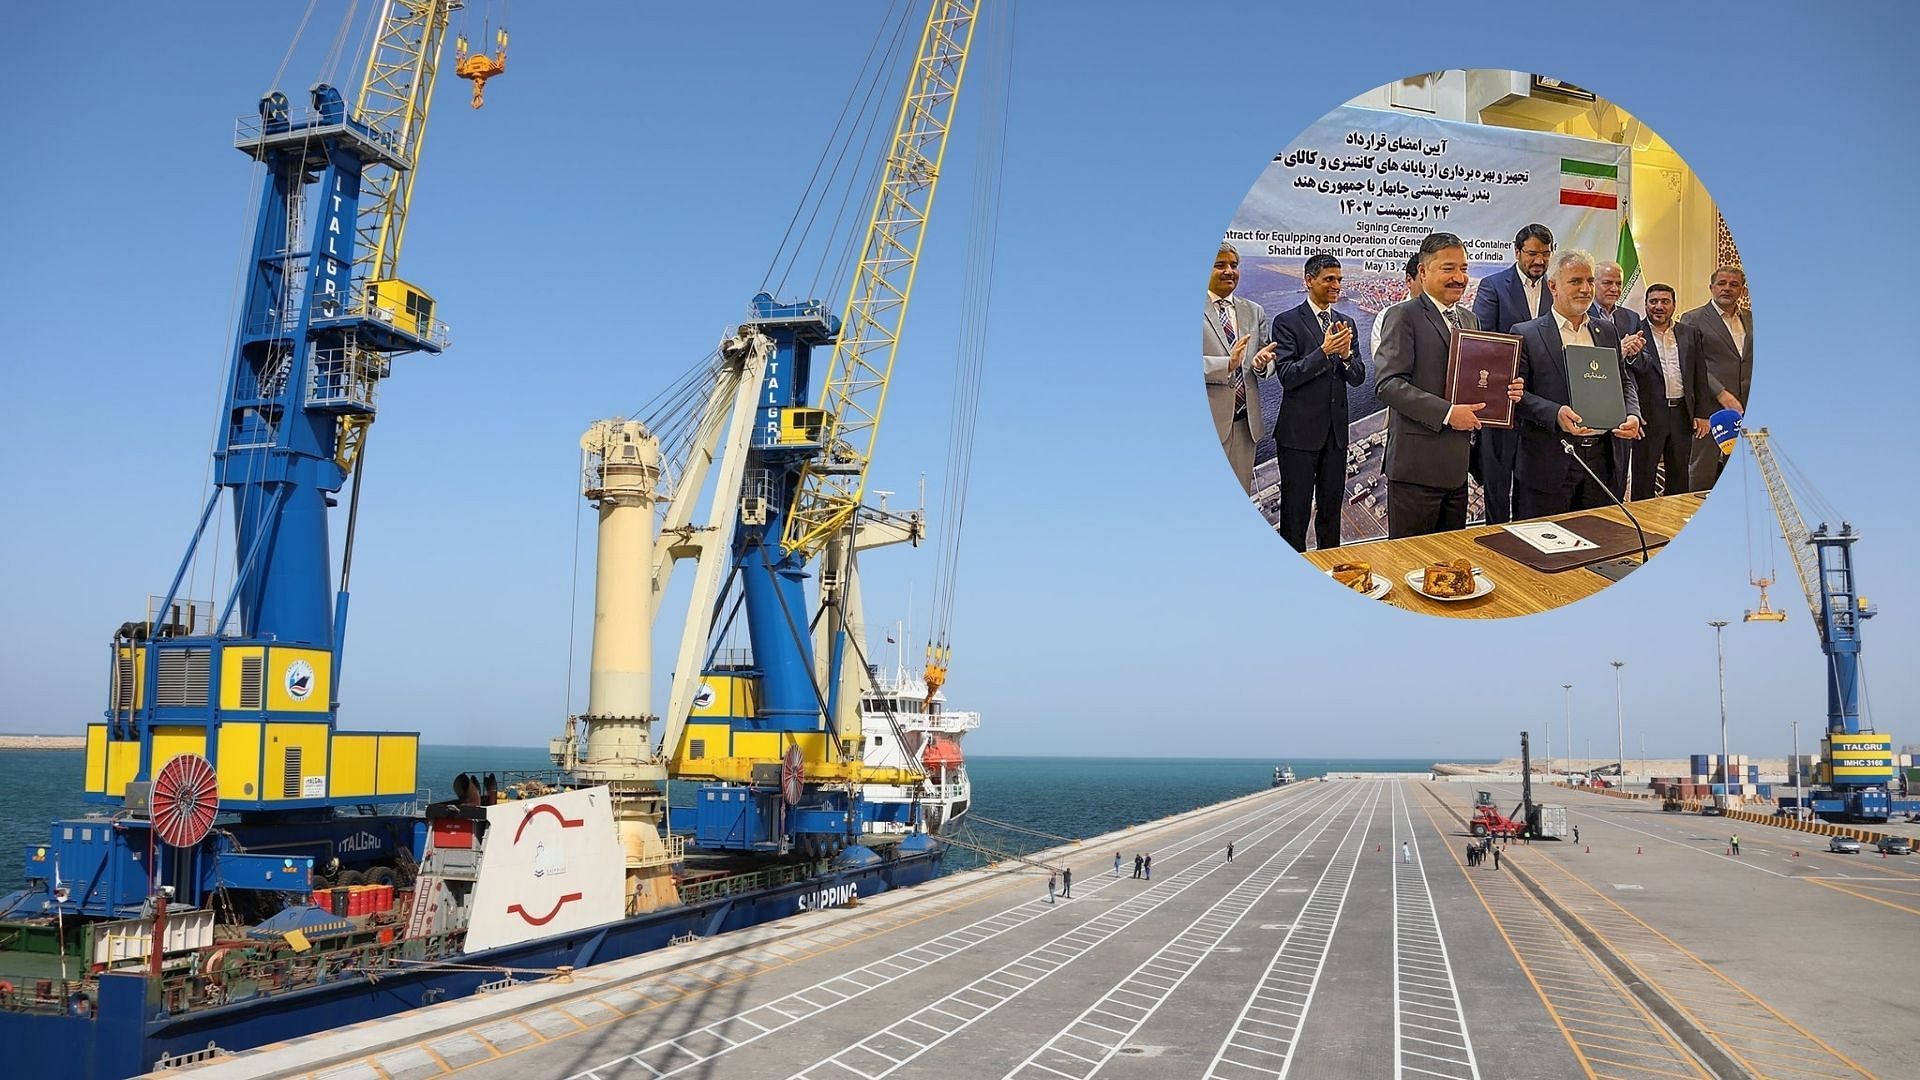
1742,428,1903,822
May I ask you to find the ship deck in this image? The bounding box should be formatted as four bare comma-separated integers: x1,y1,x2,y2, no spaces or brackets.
158,780,1918,1079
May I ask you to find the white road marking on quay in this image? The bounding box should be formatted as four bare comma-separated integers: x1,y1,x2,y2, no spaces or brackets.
1550,798,1793,878
998,784,1374,1078
548,787,1341,1080
781,785,1369,1080
1202,783,1383,1079
1391,782,1479,1080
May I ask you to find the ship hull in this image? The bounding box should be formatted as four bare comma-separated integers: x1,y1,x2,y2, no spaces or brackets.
1,845,940,1078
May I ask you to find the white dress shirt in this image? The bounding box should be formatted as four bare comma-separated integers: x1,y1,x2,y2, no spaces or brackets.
1651,322,1683,400
1521,272,1545,318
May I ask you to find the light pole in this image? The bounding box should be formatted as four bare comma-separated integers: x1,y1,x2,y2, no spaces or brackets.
1562,683,1573,781
1710,620,1730,801
1640,731,1647,785
1612,660,1626,781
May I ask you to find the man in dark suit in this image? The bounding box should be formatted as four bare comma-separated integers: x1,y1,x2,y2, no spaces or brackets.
1678,265,1752,489
1590,260,1654,499
1470,224,1556,525
1512,250,1645,519
1641,283,1716,496
1271,254,1366,551
1375,233,1525,537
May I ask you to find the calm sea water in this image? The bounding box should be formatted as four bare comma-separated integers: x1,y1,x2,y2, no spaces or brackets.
0,749,1467,892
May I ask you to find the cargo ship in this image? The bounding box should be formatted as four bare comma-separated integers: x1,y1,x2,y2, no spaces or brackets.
0,3,983,1075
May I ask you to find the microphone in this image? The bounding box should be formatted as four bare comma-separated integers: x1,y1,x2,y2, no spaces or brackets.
1709,408,1742,455
1561,438,1650,577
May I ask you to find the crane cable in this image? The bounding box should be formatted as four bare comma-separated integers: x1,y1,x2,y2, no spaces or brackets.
926,1,1014,683
761,0,917,299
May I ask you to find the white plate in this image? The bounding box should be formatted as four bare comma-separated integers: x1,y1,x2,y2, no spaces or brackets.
1403,566,1496,602
1326,568,1392,600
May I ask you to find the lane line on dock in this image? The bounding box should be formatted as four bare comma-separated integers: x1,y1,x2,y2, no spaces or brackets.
1391,783,1480,1080
1201,783,1382,1079
1413,788,1710,1080
781,785,1368,1080
1506,817,1878,1079
998,784,1374,1078
1798,877,1920,919
526,787,1346,1080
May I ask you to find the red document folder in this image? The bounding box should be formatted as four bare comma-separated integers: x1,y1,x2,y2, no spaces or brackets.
1445,329,1522,428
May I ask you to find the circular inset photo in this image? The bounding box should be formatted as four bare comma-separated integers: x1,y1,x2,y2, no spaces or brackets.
1204,70,1750,618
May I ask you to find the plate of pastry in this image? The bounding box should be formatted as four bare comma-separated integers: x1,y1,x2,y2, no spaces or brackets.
1327,561,1391,600
1404,559,1494,602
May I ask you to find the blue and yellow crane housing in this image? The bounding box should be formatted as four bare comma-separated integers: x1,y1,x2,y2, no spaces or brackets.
655,1,979,855
27,2,477,919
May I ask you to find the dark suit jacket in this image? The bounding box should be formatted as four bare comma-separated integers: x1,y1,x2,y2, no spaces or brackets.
1591,301,1655,403
1513,312,1642,496
1677,302,1753,408
1272,301,1365,452
1640,319,1717,433
1374,293,1478,489
1472,264,1551,335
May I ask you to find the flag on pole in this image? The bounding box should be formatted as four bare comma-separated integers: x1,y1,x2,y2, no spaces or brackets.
1617,215,1642,293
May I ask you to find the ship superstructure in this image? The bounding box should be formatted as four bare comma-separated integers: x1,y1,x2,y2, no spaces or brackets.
860,662,980,833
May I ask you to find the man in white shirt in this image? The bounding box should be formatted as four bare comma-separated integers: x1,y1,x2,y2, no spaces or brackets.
1678,265,1752,489
1511,250,1643,519
1642,283,1713,496
1203,243,1279,494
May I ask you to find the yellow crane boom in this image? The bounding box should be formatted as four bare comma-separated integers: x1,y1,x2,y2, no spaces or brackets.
333,0,477,476
782,0,979,557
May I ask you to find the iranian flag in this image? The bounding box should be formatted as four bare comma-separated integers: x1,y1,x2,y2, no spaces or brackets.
1560,159,1618,209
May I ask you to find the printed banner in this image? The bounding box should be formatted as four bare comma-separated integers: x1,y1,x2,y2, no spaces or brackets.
1230,105,1631,542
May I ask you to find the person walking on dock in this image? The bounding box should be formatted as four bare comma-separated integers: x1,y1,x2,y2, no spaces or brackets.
1731,835,1740,856
1227,842,1235,863
1466,842,1477,867
1114,852,1122,877
1145,854,1152,880
1133,853,1143,879
1573,824,1580,844
1047,872,1057,904
1401,840,1411,865
1061,866,1072,898
1492,845,1502,870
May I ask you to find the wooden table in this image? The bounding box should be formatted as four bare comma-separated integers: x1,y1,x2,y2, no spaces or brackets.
1300,492,1707,618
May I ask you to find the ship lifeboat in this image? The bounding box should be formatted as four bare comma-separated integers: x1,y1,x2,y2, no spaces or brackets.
921,735,964,769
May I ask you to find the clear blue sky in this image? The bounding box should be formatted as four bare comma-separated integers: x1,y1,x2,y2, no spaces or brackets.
3,2,1916,763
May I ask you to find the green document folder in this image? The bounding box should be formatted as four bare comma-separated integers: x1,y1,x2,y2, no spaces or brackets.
1563,344,1626,432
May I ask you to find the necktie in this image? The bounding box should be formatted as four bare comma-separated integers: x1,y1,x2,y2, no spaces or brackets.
1443,307,1458,330
1220,301,1246,415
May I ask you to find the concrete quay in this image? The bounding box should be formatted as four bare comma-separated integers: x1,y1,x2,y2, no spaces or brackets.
159,780,1914,1079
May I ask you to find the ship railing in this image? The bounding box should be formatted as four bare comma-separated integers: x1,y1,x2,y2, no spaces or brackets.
633,833,685,870
676,860,818,906
918,781,968,802
0,973,91,1017
142,596,225,637
156,925,471,1016
153,1043,231,1070
920,710,981,733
